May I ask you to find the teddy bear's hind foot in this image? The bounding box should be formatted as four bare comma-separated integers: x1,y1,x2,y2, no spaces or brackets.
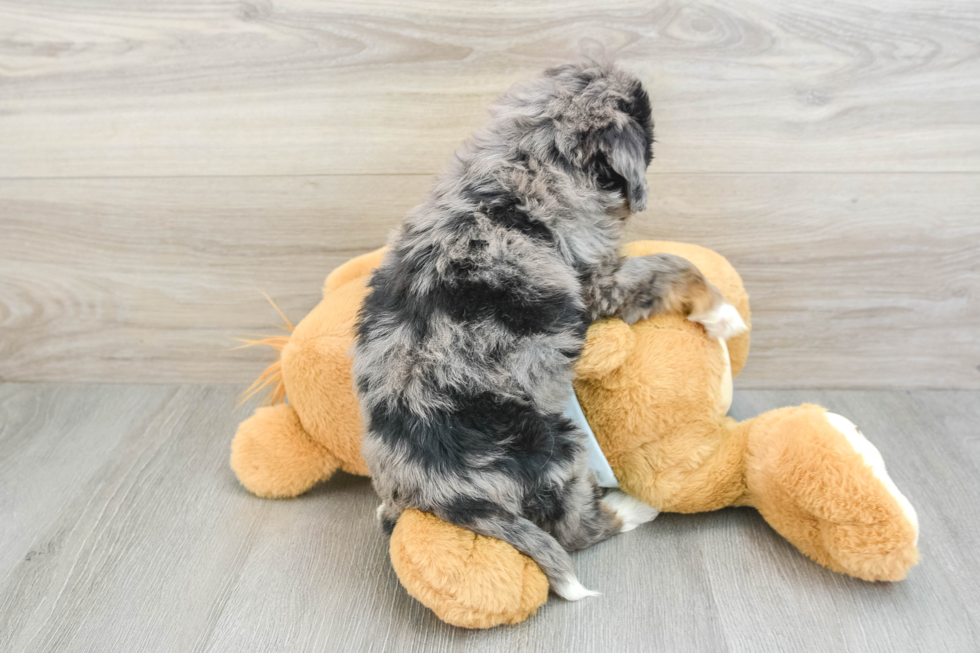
825,412,919,545
231,403,342,498
746,405,920,582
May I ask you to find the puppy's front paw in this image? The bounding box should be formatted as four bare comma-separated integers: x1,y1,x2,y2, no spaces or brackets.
688,301,747,340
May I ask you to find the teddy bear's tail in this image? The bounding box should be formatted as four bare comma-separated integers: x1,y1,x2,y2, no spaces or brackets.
234,293,294,406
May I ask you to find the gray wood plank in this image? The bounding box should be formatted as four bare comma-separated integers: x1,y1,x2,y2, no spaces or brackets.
1,1,979,177
1,384,977,652
2,174,977,387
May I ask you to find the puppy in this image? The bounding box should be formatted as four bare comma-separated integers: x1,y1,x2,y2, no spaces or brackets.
353,62,746,599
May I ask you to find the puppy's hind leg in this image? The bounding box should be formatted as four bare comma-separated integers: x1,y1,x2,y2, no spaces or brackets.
601,490,659,533
376,500,404,535
552,470,658,552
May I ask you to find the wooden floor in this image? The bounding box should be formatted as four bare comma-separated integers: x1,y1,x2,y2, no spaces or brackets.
2,0,979,388
1,384,978,652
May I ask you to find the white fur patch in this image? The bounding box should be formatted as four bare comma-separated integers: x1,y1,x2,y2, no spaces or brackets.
825,412,920,544
602,490,659,532
689,301,747,341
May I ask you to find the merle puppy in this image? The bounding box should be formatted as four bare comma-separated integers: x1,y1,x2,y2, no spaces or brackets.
354,62,746,599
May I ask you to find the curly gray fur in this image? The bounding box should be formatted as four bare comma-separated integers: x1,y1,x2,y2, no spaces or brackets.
354,61,728,599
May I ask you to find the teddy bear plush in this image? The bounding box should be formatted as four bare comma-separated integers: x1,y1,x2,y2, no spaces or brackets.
231,241,919,629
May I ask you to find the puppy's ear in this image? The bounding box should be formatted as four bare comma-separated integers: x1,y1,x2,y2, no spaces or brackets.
575,319,636,380
593,81,654,213
597,122,650,213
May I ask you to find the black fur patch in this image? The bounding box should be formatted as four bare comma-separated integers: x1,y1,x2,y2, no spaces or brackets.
592,150,630,197
357,251,435,346
487,203,554,243
443,496,506,525
461,184,555,244
618,82,654,165
368,390,580,486
360,239,586,347
436,274,585,338
521,480,569,525
380,516,397,535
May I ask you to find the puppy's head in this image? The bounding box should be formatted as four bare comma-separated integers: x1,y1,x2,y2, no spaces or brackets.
492,61,654,213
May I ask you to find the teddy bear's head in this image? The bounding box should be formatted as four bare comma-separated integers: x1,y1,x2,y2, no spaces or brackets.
571,241,751,500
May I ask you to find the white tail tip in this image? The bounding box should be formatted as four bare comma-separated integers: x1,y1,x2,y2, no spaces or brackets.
553,576,601,601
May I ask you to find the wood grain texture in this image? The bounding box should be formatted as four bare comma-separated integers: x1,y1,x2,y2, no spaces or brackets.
1,0,979,177
1,0,978,386
2,174,978,387
1,384,978,652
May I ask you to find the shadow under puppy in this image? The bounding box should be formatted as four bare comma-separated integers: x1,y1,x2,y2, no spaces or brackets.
353,61,746,599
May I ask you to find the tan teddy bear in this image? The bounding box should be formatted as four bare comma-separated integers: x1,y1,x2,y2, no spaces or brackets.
231,241,919,629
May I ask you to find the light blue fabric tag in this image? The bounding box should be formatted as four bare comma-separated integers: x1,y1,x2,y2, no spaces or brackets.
563,386,619,489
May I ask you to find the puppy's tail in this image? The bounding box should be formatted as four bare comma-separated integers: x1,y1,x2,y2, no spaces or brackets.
439,508,599,601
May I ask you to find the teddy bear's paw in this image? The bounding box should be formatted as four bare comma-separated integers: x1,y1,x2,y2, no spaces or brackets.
230,404,340,498
824,412,920,545
688,301,747,341
603,490,660,532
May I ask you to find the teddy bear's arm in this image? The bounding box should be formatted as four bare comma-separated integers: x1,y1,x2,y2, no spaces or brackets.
575,319,636,380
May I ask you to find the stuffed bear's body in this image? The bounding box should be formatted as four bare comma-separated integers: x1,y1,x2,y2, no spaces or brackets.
231,242,919,629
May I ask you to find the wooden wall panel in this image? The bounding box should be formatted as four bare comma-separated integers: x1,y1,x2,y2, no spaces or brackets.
1,1,979,177
1,0,978,386
2,174,977,387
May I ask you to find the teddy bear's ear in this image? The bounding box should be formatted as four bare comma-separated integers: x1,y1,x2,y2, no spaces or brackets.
575,319,637,380
323,247,388,293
